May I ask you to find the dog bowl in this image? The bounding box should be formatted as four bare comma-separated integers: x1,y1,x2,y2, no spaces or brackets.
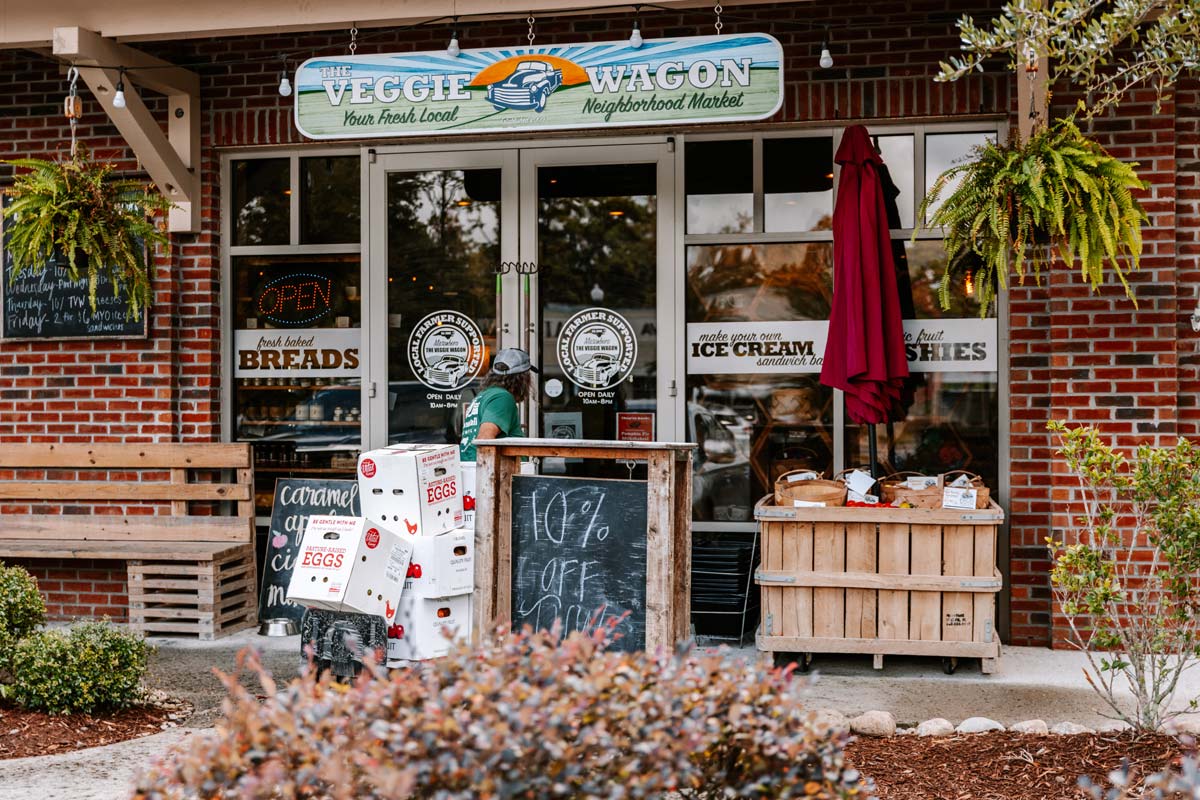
258,617,298,637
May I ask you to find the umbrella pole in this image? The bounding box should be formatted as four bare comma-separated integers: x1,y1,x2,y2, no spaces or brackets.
867,424,878,480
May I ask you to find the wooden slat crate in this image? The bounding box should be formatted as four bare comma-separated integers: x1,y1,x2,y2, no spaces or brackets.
754,498,1003,673
128,544,258,640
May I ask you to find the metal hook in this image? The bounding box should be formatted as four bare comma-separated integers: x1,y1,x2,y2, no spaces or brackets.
714,2,724,35
527,13,536,46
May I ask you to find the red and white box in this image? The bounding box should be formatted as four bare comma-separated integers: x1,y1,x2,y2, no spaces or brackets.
357,444,463,537
386,592,471,663
460,461,476,528
404,528,474,599
285,516,413,618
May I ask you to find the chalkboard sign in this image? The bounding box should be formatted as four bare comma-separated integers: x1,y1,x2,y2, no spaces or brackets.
510,475,648,652
259,478,361,623
0,199,148,339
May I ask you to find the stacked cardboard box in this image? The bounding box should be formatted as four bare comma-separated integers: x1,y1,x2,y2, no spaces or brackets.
357,444,474,666
284,444,476,667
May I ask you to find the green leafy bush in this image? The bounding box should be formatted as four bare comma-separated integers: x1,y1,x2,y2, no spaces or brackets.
919,114,1147,315
132,625,867,799
0,562,46,675
10,620,150,714
1047,420,1200,731
2,147,172,320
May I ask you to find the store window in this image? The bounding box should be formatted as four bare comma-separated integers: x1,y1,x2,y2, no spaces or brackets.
228,153,363,517
684,126,1003,525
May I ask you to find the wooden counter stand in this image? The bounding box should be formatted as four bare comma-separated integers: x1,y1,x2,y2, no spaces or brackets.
473,438,694,652
755,499,1004,673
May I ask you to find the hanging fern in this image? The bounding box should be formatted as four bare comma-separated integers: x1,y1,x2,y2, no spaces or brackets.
2,148,172,320
918,114,1148,316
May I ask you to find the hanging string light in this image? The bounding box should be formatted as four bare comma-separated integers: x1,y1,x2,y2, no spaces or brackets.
447,19,461,57
277,58,292,97
819,26,834,69
112,68,127,109
629,6,643,48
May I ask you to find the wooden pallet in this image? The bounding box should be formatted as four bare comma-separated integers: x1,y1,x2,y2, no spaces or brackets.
754,498,1003,674
128,544,258,639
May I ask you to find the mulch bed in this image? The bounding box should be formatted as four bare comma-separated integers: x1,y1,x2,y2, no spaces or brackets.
0,695,188,759
847,731,1187,799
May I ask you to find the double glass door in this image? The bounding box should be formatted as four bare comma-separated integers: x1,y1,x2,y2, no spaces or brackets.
366,142,677,455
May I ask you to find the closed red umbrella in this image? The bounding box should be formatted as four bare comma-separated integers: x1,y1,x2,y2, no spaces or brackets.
820,125,910,475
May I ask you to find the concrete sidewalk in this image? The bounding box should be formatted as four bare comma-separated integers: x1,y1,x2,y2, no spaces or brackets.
4,633,1197,800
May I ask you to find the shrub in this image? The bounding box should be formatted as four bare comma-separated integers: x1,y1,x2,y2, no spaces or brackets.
1080,753,1200,799
132,625,867,799
1048,420,1200,731
0,562,46,675
10,620,150,714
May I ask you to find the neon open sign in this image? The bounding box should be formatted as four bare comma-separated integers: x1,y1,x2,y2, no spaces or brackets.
256,273,334,326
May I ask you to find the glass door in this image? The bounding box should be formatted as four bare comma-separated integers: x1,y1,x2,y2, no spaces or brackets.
367,151,520,449
519,144,677,475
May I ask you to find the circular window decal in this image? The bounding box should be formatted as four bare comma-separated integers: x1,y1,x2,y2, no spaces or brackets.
556,308,637,390
408,311,485,392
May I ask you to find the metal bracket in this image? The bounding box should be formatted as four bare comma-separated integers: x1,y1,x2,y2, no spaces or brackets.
754,569,797,584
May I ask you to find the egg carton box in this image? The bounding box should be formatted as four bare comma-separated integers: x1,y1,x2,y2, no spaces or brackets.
358,444,463,536
286,516,413,619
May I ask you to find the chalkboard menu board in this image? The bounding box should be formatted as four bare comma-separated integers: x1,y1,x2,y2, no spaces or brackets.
510,475,648,652
1,203,148,339
259,479,361,623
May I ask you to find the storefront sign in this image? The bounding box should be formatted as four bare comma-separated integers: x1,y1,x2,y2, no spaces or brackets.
294,33,783,139
557,307,638,392
234,327,360,377
686,318,997,375
407,310,485,392
255,272,335,326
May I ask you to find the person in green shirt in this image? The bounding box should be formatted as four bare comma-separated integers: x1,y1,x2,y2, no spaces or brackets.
460,347,533,461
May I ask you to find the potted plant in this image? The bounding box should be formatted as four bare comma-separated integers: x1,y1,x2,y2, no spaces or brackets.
918,113,1148,315
2,148,172,320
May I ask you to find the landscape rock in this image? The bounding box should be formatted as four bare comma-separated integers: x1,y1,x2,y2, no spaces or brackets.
956,717,1005,734
809,708,848,733
1050,721,1094,735
1010,719,1049,735
916,718,955,737
849,710,897,738
1163,718,1200,736
1097,721,1131,733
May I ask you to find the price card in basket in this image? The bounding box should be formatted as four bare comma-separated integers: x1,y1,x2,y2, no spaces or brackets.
942,487,977,510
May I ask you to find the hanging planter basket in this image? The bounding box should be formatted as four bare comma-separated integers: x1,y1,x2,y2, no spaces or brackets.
919,113,1148,315
2,147,172,321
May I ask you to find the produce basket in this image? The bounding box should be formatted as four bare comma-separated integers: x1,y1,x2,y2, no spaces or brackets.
878,471,942,508
942,470,991,509
773,470,847,507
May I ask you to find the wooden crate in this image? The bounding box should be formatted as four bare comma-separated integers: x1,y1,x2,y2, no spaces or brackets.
754,498,1003,673
128,544,258,640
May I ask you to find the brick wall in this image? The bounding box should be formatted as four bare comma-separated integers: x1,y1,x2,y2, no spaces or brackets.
4,1,1189,644
8,559,129,621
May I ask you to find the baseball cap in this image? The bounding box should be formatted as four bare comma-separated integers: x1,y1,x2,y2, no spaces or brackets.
492,348,536,375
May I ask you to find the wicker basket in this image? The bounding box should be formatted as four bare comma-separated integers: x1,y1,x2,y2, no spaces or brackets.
879,471,943,509
774,470,847,507
941,470,991,509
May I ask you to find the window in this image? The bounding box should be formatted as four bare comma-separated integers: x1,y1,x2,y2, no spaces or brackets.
683,125,1004,526
226,152,363,518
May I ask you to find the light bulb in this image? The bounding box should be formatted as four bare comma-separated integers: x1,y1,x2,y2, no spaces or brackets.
278,73,292,97
630,21,643,49
447,32,461,57
819,44,834,69
964,270,975,297
113,74,126,109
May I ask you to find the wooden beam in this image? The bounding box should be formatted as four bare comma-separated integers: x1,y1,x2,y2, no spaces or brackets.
52,27,201,232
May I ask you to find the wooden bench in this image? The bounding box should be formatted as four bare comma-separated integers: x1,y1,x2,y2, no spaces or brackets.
0,443,257,639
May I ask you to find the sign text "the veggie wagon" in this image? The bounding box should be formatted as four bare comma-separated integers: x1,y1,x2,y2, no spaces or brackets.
294,34,783,139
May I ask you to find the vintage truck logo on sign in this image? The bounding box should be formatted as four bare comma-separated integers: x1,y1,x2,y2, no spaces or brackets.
293,33,783,139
